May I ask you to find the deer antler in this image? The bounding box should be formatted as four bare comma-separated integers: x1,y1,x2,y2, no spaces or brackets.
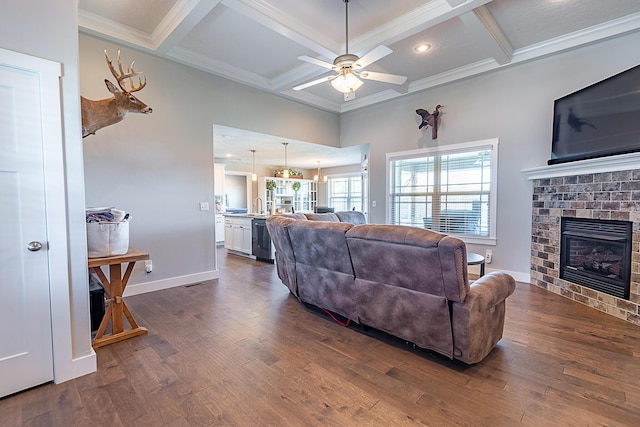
104,50,147,93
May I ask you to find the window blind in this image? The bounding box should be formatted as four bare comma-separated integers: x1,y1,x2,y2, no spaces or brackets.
388,140,497,241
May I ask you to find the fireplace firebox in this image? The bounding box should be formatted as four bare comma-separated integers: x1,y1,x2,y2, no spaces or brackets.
560,217,632,299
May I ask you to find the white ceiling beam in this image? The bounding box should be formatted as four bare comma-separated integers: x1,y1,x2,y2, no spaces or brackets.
222,0,339,60
446,0,468,7
458,5,513,65
155,0,224,54
348,0,493,54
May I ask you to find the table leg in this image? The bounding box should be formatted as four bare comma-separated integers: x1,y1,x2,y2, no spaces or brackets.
110,263,124,334
91,261,147,349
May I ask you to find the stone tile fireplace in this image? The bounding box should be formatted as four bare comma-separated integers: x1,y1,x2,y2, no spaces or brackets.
523,153,640,326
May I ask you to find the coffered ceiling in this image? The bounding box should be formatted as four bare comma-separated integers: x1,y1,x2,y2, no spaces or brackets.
78,0,640,114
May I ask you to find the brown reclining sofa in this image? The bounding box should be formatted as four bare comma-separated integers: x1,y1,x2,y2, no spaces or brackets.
266,212,515,364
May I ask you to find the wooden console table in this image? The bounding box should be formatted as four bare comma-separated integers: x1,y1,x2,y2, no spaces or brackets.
88,249,149,349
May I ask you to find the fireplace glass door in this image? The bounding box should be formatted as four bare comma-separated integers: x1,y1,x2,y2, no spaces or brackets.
560,217,631,299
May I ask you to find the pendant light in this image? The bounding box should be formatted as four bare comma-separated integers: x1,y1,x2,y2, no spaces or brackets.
282,142,289,179
250,149,257,182
314,161,327,183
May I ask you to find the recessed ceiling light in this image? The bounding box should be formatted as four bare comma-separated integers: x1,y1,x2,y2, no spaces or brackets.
414,43,432,53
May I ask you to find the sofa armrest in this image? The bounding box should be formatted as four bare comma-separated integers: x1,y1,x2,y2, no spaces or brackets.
464,272,516,311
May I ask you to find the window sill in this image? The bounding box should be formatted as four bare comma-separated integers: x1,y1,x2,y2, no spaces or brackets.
457,236,496,246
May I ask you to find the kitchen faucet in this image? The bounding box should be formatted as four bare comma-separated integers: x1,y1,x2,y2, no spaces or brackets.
255,197,263,215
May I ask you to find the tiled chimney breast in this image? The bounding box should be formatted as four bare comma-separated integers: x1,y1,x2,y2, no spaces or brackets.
531,169,640,326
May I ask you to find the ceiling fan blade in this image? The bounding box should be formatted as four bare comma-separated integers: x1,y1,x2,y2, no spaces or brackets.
354,45,392,69
298,55,336,70
358,71,407,85
293,74,337,91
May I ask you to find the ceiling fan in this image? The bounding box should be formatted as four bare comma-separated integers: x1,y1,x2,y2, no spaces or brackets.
292,0,407,101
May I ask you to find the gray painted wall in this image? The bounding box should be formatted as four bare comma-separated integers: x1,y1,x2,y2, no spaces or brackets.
80,33,340,287
340,31,640,278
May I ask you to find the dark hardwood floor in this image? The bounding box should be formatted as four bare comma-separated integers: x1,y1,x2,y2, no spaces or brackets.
3,247,640,426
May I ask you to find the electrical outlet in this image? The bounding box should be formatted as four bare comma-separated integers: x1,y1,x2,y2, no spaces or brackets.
145,260,153,273
485,249,493,264
200,202,210,211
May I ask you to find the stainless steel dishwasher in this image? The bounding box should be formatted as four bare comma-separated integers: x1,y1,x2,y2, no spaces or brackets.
251,217,274,263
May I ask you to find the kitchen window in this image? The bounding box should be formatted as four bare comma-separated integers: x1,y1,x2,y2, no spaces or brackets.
327,174,363,212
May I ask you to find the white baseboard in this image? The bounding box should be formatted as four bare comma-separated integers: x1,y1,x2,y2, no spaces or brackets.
124,270,220,297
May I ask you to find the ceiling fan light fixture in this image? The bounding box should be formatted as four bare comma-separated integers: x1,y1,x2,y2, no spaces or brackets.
331,71,363,94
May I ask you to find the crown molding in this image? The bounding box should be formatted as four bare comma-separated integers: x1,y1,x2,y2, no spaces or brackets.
168,47,271,88
79,10,156,50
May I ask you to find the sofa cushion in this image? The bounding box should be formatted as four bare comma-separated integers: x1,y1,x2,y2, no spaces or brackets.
335,211,366,225
304,212,340,222
279,213,307,220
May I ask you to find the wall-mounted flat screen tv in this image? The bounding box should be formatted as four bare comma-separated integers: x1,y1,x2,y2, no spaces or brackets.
549,64,640,165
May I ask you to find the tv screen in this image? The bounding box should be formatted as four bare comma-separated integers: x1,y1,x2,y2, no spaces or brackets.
549,64,640,165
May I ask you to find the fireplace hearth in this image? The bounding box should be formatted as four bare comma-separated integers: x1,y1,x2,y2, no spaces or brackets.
560,217,632,299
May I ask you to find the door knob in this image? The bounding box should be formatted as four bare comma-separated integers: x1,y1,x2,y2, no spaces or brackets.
27,241,43,252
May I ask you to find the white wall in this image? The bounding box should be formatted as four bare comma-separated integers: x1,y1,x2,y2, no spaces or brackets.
341,31,640,280
80,33,340,292
1,0,95,380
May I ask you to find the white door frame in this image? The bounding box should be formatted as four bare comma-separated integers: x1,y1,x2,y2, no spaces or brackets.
0,47,96,384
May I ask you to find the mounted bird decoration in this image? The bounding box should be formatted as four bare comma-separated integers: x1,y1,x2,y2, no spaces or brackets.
416,105,443,139
81,50,152,138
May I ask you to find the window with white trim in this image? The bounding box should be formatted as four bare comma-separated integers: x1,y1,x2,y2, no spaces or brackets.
387,139,498,244
327,174,362,212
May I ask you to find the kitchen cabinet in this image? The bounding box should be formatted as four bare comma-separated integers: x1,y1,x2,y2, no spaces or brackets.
224,216,252,255
259,177,317,214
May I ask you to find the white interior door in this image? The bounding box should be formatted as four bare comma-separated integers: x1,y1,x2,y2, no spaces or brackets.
0,63,54,397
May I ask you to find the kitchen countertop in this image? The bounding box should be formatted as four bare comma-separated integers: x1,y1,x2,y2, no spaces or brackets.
222,213,268,219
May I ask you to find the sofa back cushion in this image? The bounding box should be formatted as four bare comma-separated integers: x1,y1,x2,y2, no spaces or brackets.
279,213,307,220
287,220,357,320
335,211,366,225
304,212,340,222
345,225,469,302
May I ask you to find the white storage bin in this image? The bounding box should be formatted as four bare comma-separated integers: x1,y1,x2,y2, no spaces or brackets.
86,208,130,258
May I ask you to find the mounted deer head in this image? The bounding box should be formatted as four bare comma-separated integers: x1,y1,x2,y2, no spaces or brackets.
81,50,152,138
